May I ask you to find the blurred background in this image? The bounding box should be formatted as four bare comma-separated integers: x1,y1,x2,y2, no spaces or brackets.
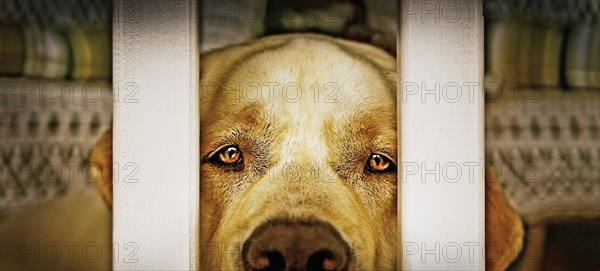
484,0,599,270
1,0,599,270
1,0,113,270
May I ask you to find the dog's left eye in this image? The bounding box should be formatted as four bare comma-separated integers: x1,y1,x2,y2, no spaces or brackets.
210,145,243,165
366,153,395,173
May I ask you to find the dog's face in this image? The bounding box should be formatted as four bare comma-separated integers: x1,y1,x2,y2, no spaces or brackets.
200,34,398,270
88,33,522,271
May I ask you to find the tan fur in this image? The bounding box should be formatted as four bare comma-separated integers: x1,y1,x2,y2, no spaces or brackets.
486,171,524,270
91,33,523,270
89,129,112,208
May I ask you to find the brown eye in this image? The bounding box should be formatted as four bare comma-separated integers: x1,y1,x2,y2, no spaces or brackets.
367,153,394,173
215,145,242,165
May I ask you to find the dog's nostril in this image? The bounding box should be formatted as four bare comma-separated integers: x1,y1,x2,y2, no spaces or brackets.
243,220,349,271
248,251,285,271
307,250,344,271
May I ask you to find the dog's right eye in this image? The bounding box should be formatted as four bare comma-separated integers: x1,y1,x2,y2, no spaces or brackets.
366,153,396,173
209,145,243,166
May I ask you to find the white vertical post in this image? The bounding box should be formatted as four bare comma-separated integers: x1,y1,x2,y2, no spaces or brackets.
399,0,484,270
113,0,199,270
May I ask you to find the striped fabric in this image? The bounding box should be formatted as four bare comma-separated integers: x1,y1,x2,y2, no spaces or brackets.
485,0,600,89
565,19,600,88
0,0,111,80
22,23,70,78
0,24,25,75
65,22,111,80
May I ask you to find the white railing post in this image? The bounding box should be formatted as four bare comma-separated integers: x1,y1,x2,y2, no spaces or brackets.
113,0,199,269
399,0,485,269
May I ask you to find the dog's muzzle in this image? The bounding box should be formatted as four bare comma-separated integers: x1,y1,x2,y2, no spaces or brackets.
242,220,350,271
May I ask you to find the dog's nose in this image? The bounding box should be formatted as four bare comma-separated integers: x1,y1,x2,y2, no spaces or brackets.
243,220,350,271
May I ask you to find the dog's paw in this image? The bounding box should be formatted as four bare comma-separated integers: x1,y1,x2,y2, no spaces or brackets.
485,172,525,270
89,129,113,208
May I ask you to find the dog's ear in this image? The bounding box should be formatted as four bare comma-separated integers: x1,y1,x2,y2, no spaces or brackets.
89,129,113,208
485,171,524,270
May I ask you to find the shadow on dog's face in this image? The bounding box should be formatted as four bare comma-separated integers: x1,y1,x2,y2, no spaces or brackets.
200,34,397,271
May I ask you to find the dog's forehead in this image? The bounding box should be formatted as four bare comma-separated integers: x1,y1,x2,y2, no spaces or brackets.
206,38,396,120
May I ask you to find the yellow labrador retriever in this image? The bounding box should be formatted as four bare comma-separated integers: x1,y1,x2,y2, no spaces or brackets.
91,34,523,271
